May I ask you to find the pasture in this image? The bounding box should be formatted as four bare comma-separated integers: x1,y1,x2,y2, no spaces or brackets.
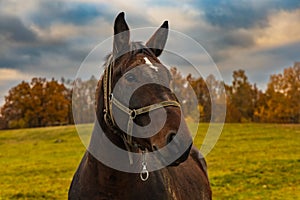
0,124,299,199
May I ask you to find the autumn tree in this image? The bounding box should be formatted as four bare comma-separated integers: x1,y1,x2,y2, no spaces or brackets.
42,78,70,126
169,68,197,119
172,70,226,123
1,81,32,128
61,77,75,125
205,74,226,122
1,78,71,128
255,63,300,123
0,115,7,129
187,74,210,122
252,84,266,122
72,76,98,124
226,70,257,122
25,78,46,127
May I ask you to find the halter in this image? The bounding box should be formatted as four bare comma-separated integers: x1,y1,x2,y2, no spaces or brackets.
102,54,180,179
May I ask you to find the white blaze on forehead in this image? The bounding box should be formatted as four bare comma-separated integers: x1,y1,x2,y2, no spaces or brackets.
144,57,158,72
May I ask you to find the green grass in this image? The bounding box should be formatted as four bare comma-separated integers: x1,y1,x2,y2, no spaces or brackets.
0,126,85,199
0,124,299,199
196,124,300,200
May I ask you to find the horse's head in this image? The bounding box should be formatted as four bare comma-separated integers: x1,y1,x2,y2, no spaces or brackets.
96,12,193,167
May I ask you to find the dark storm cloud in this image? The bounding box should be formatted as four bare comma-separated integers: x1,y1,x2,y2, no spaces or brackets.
194,30,255,64
214,31,255,48
0,13,39,69
195,0,300,29
0,38,90,72
0,53,38,69
30,1,113,27
260,41,300,63
0,1,97,74
0,14,37,42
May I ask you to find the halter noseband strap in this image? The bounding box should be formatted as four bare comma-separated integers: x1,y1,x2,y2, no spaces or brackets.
102,55,181,163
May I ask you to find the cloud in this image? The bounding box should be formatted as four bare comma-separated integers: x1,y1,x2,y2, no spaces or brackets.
0,5,112,80
147,5,201,31
30,17,112,43
196,0,266,29
255,9,300,48
213,29,255,50
0,14,37,43
0,68,32,82
210,38,300,90
0,0,38,16
195,0,300,29
29,1,112,27
191,5,300,87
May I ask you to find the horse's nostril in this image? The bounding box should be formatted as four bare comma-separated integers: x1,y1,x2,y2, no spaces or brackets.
167,133,176,144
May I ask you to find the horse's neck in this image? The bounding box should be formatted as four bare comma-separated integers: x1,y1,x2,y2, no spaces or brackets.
87,124,166,187
84,151,171,198
87,123,138,177
85,151,136,184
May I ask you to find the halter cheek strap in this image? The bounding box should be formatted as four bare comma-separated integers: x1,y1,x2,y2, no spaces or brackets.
102,55,181,164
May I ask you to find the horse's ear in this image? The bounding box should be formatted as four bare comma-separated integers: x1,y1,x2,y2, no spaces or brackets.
113,12,130,56
146,21,169,57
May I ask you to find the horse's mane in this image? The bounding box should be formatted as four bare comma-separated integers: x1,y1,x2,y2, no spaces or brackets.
103,42,155,68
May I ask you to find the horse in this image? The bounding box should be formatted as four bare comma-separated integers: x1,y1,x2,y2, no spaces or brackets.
69,12,212,200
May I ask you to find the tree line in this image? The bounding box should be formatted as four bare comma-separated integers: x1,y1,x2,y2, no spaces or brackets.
186,62,299,123
0,62,299,129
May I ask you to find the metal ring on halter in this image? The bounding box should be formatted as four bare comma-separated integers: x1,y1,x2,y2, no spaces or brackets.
130,109,137,119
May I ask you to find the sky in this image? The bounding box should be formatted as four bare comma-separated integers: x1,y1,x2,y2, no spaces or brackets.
1,0,300,106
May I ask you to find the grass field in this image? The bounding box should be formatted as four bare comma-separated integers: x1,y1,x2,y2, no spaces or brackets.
0,124,299,199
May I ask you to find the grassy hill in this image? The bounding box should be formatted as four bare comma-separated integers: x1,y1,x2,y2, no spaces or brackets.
0,124,299,199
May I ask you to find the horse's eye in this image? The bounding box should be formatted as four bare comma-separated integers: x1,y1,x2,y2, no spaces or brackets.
125,73,137,82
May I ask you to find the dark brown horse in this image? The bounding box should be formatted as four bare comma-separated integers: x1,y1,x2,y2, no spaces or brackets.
69,12,212,200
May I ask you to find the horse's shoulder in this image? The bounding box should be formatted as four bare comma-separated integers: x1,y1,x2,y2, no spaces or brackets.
190,146,208,178
68,152,90,199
